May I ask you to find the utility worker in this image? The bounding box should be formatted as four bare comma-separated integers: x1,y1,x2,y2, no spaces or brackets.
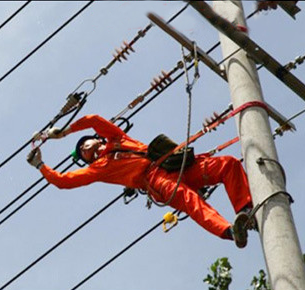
27,114,255,248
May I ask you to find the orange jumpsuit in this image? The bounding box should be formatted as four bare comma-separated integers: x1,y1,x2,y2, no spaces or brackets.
40,114,252,239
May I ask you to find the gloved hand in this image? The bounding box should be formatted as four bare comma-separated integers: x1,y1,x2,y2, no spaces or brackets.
46,127,65,139
27,148,44,169
32,126,70,142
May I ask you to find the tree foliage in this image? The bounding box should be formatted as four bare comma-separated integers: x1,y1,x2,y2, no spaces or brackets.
203,257,269,290
248,269,271,290
204,255,305,290
203,257,232,290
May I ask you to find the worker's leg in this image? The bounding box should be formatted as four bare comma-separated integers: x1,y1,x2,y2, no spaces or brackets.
184,155,252,213
146,167,232,239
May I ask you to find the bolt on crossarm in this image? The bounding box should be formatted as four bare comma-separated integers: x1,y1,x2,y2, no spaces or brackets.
189,1,305,289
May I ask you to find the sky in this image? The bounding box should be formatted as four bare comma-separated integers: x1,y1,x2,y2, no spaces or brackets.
0,1,304,290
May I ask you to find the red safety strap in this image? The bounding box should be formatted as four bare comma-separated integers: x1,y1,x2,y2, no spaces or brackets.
207,136,240,156
154,101,268,167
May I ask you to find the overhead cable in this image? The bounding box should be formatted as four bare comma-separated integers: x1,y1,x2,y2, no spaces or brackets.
0,159,74,226
70,212,178,290
0,1,31,30
0,1,94,84
0,155,71,216
0,192,125,290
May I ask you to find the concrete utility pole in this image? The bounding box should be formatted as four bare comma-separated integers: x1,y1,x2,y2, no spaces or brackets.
190,1,305,289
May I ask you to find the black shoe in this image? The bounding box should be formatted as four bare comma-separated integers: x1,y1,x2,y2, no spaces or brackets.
239,206,258,231
233,212,248,248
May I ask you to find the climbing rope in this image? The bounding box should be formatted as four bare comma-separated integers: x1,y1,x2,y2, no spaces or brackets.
146,43,199,208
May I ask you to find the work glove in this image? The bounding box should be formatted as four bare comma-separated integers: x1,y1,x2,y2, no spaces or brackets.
46,127,67,139
27,148,44,169
32,127,69,141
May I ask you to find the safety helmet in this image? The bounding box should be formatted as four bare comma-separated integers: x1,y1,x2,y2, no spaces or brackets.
71,135,105,163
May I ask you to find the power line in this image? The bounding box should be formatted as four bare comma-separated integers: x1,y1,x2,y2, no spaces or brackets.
0,160,74,227
0,191,125,290
0,155,70,216
0,1,31,30
0,1,94,84
70,213,176,290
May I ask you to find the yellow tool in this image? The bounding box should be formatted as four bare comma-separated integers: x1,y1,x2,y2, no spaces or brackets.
162,212,178,233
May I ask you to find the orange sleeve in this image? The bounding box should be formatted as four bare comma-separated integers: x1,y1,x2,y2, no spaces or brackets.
40,164,100,189
69,114,125,141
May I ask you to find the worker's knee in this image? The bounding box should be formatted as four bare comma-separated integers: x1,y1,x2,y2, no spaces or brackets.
222,155,243,170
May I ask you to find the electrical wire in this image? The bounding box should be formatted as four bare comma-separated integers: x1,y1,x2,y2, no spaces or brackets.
0,1,94,84
0,191,126,290
70,211,178,290
0,1,31,30
0,155,71,216
0,159,74,227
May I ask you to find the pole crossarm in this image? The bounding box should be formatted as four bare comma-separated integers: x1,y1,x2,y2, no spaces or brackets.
189,1,305,102
147,11,296,132
147,12,227,81
278,1,301,19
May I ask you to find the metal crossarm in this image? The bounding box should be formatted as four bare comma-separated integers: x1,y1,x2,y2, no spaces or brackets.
189,1,305,102
147,12,227,81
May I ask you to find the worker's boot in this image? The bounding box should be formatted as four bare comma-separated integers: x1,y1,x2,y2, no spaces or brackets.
239,206,258,231
232,212,249,248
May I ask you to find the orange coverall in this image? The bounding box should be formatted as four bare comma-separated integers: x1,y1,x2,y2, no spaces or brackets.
40,114,252,239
